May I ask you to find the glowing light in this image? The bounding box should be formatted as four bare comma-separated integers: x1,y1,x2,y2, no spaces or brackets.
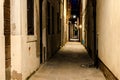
73,15,76,18
79,25,82,28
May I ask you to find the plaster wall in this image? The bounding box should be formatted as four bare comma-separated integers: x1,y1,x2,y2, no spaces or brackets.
42,0,47,61
81,0,87,45
60,0,64,46
0,0,6,79
64,0,67,44
44,0,61,60
97,0,120,79
11,0,40,79
61,0,67,46
21,0,40,79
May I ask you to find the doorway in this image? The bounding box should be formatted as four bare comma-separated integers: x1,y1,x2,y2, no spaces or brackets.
46,1,51,60
92,0,98,68
69,22,80,42
39,0,43,64
4,0,11,79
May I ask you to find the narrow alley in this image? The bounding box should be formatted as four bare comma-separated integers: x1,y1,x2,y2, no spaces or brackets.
1,0,120,80
29,42,106,80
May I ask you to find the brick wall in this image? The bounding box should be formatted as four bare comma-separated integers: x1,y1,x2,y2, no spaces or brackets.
4,0,11,79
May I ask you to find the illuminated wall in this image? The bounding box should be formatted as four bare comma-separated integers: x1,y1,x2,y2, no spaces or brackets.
0,0,5,79
97,0,120,79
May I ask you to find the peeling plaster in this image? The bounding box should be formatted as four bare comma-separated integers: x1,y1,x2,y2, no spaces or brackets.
11,23,16,35
11,70,22,80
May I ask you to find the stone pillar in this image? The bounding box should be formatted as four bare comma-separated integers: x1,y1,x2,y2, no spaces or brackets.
0,0,5,80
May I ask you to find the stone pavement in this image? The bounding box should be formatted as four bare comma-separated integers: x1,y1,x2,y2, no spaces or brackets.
29,42,106,80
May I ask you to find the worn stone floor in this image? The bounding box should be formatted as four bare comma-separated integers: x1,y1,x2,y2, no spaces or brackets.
29,42,106,80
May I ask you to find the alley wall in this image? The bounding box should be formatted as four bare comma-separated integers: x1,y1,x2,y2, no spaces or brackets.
81,0,87,46
43,0,62,60
22,0,40,79
0,0,64,79
11,0,40,79
97,0,120,79
0,0,5,80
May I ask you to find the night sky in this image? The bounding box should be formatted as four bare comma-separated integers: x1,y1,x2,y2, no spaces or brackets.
71,0,80,16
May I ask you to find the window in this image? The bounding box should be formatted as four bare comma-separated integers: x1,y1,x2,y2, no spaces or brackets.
52,6,54,34
27,0,34,35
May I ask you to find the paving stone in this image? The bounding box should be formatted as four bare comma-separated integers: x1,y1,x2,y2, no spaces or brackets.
29,42,106,80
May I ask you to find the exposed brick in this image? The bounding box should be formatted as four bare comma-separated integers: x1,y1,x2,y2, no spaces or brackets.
5,59,11,68
11,70,22,80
